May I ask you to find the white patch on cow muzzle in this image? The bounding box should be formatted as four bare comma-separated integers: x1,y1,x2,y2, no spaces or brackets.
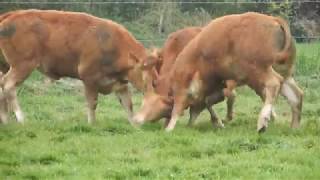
132,113,146,127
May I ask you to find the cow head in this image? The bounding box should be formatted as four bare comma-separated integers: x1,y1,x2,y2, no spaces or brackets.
132,74,173,125
143,48,163,71
128,47,164,92
128,51,157,92
130,48,174,126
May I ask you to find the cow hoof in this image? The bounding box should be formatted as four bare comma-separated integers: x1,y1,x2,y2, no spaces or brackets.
225,118,233,123
212,119,225,128
131,114,146,127
16,112,24,124
213,122,225,129
127,117,137,127
219,123,225,128
129,120,142,129
257,126,266,133
165,127,174,132
291,122,300,129
225,114,233,122
187,123,194,128
257,116,269,133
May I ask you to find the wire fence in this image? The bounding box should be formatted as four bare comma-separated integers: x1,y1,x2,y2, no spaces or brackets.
0,1,320,4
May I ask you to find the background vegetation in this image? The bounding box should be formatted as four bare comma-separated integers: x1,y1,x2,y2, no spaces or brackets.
0,0,319,44
0,1,319,179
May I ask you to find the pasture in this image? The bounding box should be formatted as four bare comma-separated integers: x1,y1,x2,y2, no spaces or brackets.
0,42,320,179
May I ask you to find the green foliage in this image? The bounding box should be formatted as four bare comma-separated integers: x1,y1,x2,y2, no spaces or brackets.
0,1,314,43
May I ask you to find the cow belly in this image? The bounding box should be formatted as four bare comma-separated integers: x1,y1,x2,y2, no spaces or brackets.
97,78,126,94
38,58,79,79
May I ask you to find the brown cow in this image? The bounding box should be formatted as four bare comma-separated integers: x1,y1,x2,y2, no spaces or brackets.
0,9,152,124
145,27,231,127
146,25,281,127
133,12,303,133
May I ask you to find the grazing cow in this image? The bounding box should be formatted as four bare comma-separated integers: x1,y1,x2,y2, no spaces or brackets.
133,12,303,133
0,9,152,124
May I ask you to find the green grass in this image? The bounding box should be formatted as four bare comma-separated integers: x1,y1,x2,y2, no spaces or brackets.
296,41,320,76
0,43,320,179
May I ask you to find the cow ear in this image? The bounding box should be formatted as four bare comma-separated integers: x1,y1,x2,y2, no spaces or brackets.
130,52,146,70
142,48,163,70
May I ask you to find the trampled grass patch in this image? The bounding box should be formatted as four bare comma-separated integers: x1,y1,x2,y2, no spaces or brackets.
0,43,320,179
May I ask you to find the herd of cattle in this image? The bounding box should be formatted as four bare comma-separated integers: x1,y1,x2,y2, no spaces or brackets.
0,9,303,133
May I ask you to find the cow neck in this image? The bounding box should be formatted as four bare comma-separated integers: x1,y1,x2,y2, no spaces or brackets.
123,30,147,63
126,35,150,92
155,50,176,98
159,55,176,75
155,70,173,98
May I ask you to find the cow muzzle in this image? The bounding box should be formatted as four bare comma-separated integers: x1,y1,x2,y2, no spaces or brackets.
131,113,146,127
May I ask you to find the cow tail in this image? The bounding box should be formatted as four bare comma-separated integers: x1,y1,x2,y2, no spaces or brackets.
274,17,292,64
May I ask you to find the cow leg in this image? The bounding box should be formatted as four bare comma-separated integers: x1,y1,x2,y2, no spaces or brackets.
165,104,184,132
0,96,8,124
188,104,204,127
271,108,277,121
258,93,277,121
225,90,236,121
8,88,24,123
280,77,303,128
84,83,98,124
205,91,225,127
207,105,224,128
256,70,282,133
115,85,134,124
165,95,187,132
164,118,170,128
0,72,8,124
0,66,34,123
224,80,237,121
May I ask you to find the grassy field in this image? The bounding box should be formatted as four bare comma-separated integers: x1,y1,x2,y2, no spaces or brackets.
0,42,320,179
